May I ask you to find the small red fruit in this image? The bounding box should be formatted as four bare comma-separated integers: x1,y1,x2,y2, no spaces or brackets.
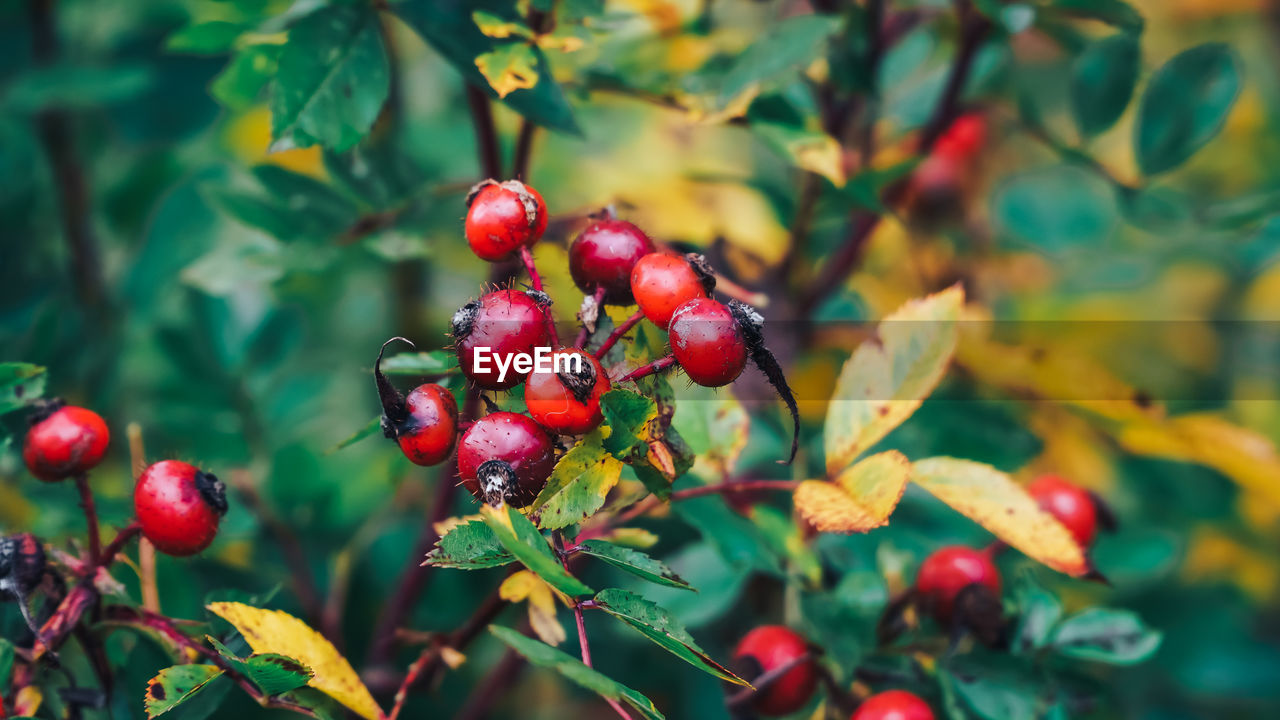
733,625,818,717
569,220,655,305
464,179,548,261
915,546,1001,621
668,298,748,387
1028,475,1098,547
933,113,986,161
630,253,714,329
395,385,460,465
452,289,554,390
23,403,110,482
134,460,226,557
457,412,555,507
524,350,609,435
851,690,935,720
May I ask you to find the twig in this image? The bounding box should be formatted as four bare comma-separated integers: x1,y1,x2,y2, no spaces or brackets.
466,85,502,179
556,531,631,720
670,480,798,501
387,645,436,720
453,649,526,720
520,246,561,347
228,469,323,627
726,653,815,709
127,423,160,612
73,474,101,565
512,120,538,181
33,524,140,660
593,310,643,360
618,356,676,383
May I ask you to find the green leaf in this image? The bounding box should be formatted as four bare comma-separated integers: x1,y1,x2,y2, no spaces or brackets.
1011,571,1063,654
209,189,301,240
490,626,664,720
283,688,349,720
472,11,534,40
0,363,46,416
751,121,845,187
252,166,359,230
5,65,153,112
212,45,282,110
392,0,579,135
244,654,314,695
1049,608,1163,664
534,431,625,530
718,15,841,105
1070,34,1139,137
424,520,514,569
842,158,921,213
166,21,247,55
271,3,390,152
592,588,749,685
326,417,381,454
378,350,458,375
1048,0,1144,32
475,43,540,99
1135,43,1241,176
577,540,692,590
940,665,1039,720
0,638,14,688
600,389,658,457
992,165,1117,252
145,665,224,718
481,505,593,596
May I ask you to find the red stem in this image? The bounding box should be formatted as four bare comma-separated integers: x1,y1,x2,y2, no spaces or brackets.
617,355,676,383
593,310,644,360
558,529,630,720
74,474,102,564
388,646,434,720
670,480,799,501
521,245,561,348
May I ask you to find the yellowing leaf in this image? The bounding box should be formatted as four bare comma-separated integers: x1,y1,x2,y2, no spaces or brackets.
500,571,568,647
795,450,910,533
472,11,532,39
475,43,538,98
911,457,1089,577
207,602,382,720
752,122,846,186
440,646,467,669
1118,413,1280,508
536,31,585,53
1182,527,1279,601
824,286,964,475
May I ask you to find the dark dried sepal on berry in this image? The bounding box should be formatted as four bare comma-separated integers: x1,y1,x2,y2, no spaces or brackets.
195,471,228,516
476,459,518,507
500,180,541,228
26,397,66,426
1090,490,1120,534
951,583,1008,650
450,301,481,342
558,359,597,405
686,253,717,294
729,300,800,464
876,589,919,647
375,337,416,428
464,179,499,207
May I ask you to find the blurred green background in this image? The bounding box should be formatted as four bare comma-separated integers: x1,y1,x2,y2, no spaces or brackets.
3,0,1280,718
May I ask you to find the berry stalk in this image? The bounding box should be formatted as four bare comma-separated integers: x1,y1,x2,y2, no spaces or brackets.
520,245,560,347
593,309,644,360
617,355,676,383
73,473,101,564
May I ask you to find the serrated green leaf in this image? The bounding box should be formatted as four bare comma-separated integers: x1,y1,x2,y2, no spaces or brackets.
245,654,314,695
578,540,692,590
271,4,389,152
1070,34,1139,137
534,431,624,530
0,363,46,416
592,588,748,685
1135,43,1241,176
600,389,658,458
378,350,458,375
145,665,224,718
481,505,593,596
1050,608,1162,664
490,626,664,720
424,520,514,569
166,21,247,55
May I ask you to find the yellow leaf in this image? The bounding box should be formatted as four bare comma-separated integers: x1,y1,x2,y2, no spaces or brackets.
796,451,911,533
433,514,483,538
499,571,567,646
475,44,538,98
911,457,1089,577
207,602,383,720
472,11,531,39
440,646,467,669
536,32,585,53
1182,527,1279,601
824,286,964,475
1118,413,1280,508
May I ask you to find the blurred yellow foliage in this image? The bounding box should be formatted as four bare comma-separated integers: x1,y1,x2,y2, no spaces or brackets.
223,106,325,178
1183,527,1278,600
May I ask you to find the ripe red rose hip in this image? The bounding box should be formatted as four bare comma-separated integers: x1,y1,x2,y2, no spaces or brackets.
374,338,459,466
457,412,555,507
630,252,714,329
569,219,655,305
465,179,548,261
851,690,935,720
668,298,748,387
524,350,609,435
933,112,986,161
23,402,110,482
134,460,226,557
452,289,554,390
915,546,1001,621
1028,475,1099,547
733,625,818,717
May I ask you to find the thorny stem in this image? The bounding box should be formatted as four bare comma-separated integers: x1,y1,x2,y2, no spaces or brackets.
670,479,799,501
726,652,817,709
387,646,435,720
593,310,644,359
521,245,561,347
32,523,140,660
73,474,101,565
618,355,677,383
557,532,632,720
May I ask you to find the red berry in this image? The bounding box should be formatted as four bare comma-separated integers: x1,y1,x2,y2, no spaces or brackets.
668,298,747,387
457,412,555,507
524,350,609,435
933,113,986,160
1028,475,1098,547
452,289,554,390
569,220,655,305
915,546,1001,621
134,460,226,557
464,180,547,261
733,626,818,717
395,385,460,466
851,690,935,720
630,253,712,329
23,404,110,482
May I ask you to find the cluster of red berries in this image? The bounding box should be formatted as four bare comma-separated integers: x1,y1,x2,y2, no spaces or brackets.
376,178,799,507
22,401,225,558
